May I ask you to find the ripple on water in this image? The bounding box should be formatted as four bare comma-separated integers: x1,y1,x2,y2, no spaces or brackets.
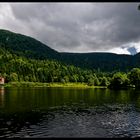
1,104,140,138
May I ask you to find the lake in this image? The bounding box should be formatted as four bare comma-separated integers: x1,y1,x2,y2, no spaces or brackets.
0,87,140,138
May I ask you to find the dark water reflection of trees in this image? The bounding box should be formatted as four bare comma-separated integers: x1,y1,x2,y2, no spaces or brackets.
0,87,140,137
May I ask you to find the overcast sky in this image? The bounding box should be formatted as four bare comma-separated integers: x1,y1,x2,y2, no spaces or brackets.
0,3,140,54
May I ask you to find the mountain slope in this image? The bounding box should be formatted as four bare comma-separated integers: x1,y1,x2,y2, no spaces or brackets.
60,52,135,71
0,29,60,60
0,29,139,72
0,47,98,83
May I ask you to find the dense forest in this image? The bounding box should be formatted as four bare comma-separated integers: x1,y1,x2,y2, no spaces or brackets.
0,29,140,89
0,47,140,89
0,29,140,72
0,47,110,84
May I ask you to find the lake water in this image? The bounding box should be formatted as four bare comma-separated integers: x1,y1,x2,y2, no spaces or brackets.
0,87,140,138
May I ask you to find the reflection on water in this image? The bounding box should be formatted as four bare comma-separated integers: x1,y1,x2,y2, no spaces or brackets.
0,86,5,107
0,87,140,137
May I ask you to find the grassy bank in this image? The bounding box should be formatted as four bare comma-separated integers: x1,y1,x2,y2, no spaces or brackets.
3,82,107,88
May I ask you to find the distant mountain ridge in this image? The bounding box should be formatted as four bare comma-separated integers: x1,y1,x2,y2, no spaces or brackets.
0,29,139,72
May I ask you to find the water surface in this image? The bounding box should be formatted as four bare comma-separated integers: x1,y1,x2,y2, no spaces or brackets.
0,87,140,138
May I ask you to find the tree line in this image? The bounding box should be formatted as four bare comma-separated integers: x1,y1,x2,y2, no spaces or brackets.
0,47,140,89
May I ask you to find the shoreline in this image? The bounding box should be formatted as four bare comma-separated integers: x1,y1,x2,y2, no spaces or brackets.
3,82,107,88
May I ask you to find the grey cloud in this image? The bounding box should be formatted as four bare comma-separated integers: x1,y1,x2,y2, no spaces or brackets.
2,3,140,52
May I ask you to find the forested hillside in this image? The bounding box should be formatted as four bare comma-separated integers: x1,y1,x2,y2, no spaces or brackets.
0,29,140,72
1,47,140,89
0,29,60,60
0,29,140,88
0,47,112,85
60,52,136,72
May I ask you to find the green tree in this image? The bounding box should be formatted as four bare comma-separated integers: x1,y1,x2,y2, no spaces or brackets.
94,77,100,86
63,76,69,83
128,68,140,88
87,78,94,86
24,76,29,81
60,78,65,83
9,73,18,82
109,72,129,89
100,77,109,86
79,75,85,83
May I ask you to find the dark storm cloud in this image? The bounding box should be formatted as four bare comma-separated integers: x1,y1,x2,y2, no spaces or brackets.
1,3,140,53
